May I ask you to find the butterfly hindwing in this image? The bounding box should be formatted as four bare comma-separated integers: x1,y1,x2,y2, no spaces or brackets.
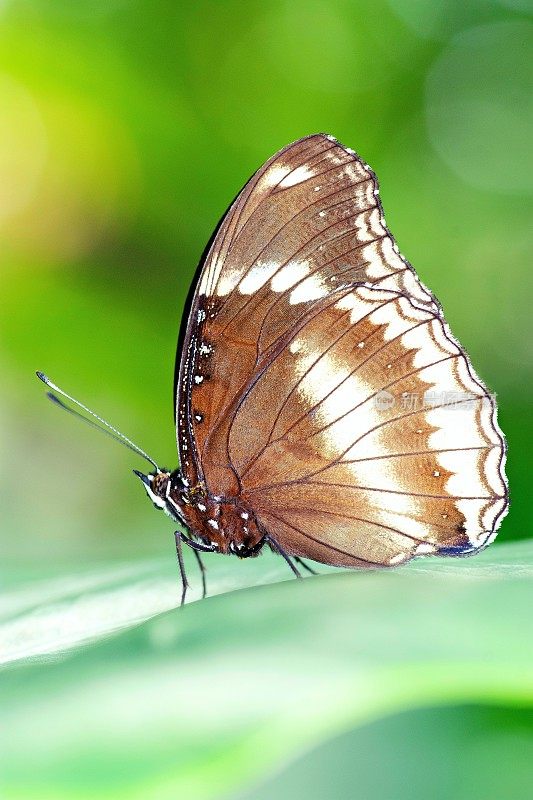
232,286,506,565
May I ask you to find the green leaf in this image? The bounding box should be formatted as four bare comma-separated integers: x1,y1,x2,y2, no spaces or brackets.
1,541,532,799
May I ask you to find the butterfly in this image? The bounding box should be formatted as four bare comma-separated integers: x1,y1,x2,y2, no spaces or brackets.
38,134,509,603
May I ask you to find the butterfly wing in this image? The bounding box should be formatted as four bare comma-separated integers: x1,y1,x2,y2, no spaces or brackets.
176,134,508,564
232,285,507,566
177,134,435,483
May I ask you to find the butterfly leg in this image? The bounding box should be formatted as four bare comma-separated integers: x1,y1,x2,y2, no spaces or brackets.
293,556,318,576
174,530,189,606
191,548,207,599
265,535,302,579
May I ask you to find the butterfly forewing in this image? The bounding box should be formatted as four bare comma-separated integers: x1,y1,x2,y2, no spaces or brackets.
178,135,434,481
176,133,507,566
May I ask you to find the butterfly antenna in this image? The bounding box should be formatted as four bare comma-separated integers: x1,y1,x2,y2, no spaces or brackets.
36,371,159,471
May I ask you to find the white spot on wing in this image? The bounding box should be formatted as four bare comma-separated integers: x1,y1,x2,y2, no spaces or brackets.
239,260,280,295
353,208,385,243
389,553,407,565
264,164,291,188
289,274,328,305
278,165,315,188
271,260,310,292
217,267,243,297
415,542,436,555
288,305,422,531
290,339,303,354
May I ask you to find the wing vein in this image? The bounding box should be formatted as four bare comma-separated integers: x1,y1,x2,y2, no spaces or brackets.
258,509,386,566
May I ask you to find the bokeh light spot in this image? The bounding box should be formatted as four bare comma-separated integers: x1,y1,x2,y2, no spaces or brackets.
425,21,533,196
1,92,140,263
0,73,47,225
387,0,507,41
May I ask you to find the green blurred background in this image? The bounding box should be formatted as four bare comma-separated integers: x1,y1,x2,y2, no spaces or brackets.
1,1,532,798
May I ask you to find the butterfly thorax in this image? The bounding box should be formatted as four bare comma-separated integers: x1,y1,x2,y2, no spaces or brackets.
145,469,263,556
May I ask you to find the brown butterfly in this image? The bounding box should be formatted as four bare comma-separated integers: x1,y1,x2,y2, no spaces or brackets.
38,134,509,603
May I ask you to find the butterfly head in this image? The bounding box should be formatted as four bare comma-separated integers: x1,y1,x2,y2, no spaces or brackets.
134,468,172,511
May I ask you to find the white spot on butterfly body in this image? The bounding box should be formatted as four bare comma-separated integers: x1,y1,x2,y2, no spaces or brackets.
197,503,207,512
207,519,219,530
141,483,166,510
